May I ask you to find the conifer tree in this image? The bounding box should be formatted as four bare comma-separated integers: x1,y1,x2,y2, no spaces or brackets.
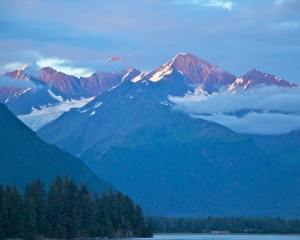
143,217,154,238
46,175,67,238
123,195,135,231
23,179,46,239
0,176,154,239
0,184,5,239
64,176,81,239
9,185,23,237
1,185,10,238
78,182,95,237
98,191,114,237
134,204,146,237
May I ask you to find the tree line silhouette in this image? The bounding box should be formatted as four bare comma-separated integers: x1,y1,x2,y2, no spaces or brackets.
0,175,154,239
152,216,300,234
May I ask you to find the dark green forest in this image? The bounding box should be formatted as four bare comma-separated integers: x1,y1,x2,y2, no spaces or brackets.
152,216,300,234
0,176,154,239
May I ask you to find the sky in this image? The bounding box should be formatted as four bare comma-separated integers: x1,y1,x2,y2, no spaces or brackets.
0,0,300,84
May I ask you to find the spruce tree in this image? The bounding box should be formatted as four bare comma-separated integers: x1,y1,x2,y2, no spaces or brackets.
46,175,67,238
23,179,46,239
0,184,5,239
143,217,154,238
64,176,81,239
123,195,135,233
10,185,23,238
78,182,94,237
2,185,12,237
134,204,145,237
98,191,114,237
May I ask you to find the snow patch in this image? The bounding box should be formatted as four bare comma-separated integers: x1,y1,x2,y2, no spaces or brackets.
108,83,121,91
122,68,133,82
228,78,244,91
79,101,103,113
150,68,173,82
21,87,31,95
160,100,170,106
18,97,94,131
131,72,148,82
47,89,63,102
243,80,252,89
149,59,174,82
94,102,102,108
19,65,27,71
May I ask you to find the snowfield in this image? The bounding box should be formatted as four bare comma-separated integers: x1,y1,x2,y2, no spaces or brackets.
18,97,94,131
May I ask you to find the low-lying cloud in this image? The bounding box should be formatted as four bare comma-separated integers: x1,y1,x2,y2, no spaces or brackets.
170,86,300,135
0,75,40,90
193,112,300,135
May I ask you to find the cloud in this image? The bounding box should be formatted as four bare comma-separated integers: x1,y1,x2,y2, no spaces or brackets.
173,0,233,10
204,0,233,10
36,58,93,77
171,86,300,113
194,112,300,135
0,75,41,90
170,86,300,135
3,62,28,72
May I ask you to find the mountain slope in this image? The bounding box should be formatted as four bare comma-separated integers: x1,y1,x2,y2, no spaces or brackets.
133,53,236,93
0,103,116,194
228,69,298,91
250,129,300,162
37,78,300,218
1,59,140,116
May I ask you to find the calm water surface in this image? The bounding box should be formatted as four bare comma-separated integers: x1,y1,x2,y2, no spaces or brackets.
149,233,300,240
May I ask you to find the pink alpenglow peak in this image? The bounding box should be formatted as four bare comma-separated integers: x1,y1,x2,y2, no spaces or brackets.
106,56,128,65
132,53,236,93
228,69,298,91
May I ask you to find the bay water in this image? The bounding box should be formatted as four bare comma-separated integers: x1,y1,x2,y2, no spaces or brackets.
150,233,300,240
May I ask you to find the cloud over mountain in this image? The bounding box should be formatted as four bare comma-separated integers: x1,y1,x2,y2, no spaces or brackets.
170,86,300,134
0,75,41,90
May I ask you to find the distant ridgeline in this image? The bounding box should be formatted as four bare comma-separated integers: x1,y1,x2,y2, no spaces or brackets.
0,176,154,239
152,216,300,234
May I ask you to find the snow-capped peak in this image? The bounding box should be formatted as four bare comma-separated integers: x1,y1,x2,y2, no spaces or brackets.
228,68,298,91
19,65,28,71
106,56,127,65
149,58,175,82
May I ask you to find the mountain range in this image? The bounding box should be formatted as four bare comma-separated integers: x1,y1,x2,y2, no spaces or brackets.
1,53,300,217
1,58,139,114
1,53,298,131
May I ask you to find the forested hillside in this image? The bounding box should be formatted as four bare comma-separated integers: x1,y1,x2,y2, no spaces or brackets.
0,176,154,239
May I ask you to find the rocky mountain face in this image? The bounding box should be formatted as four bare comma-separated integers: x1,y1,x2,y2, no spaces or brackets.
37,74,300,218
133,53,237,93
0,57,140,115
0,68,62,115
0,103,116,194
1,53,297,117
38,65,138,99
228,69,298,91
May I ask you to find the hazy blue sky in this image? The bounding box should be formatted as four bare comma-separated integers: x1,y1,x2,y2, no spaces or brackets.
1,0,299,84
